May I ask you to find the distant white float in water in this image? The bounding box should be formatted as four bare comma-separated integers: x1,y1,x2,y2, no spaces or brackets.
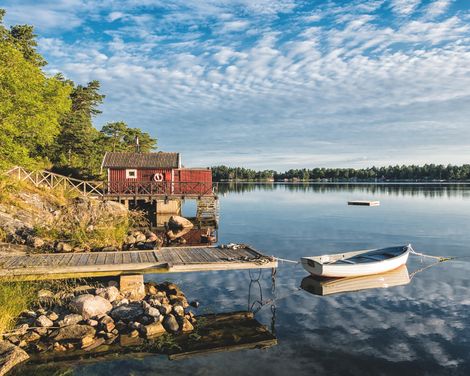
301,245,411,278
348,200,380,206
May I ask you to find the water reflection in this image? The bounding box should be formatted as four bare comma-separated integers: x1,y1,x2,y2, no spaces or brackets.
219,182,470,198
301,265,411,296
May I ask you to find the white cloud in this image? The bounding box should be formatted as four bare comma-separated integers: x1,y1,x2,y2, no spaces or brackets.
3,0,470,168
390,0,422,16
424,0,452,18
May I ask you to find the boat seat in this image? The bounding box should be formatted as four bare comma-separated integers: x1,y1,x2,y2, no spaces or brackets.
335,259,356,264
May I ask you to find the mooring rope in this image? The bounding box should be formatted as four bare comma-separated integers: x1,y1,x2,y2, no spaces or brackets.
408,245,455,262
273,256,299,264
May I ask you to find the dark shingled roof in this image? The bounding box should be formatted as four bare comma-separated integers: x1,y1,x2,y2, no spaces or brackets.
102,152,180,169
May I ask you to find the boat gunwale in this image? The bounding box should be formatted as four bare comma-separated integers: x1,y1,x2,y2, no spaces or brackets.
301,245,411,267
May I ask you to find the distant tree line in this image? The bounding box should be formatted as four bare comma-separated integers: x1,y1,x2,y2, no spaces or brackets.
212,164,470,182
0,9,156,179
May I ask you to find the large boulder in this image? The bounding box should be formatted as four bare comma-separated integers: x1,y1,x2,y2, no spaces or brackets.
52,324,96,342
0,340,29,376
162,314,179,333
69,295,112,319
109,303,144,322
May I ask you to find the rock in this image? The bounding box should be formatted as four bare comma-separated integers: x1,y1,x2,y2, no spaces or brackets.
80,336,96,349
22,331,40,343
162,314,179,333
145,305,161,318
95,286,120,303
109,303,144,322
22,311,37,320
86,319,99,327
27,236,45,249
134,232,146,243
142,322,166,338
58,314,83,327
145,284,158,295
113,298,129,307
34,327,48,336
0,340,29,375
53,324,96,342
115,321,127,332
171,296,189,308
173,305,184,317
124,235,136,245
130,329,140,338
13,324,29,336
47,312,59,321
6,336,20,346
147,298,162,308
83,337,105,352
56,242,72,253
69,294,112,319
108,280,119,288
53,342,67,352
181,318,194,332
158,304,172,315
189,300,200,308
99,315,115,332
36,315,54,328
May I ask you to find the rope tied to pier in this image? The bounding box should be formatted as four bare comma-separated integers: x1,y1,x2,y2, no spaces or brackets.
272,257,299,264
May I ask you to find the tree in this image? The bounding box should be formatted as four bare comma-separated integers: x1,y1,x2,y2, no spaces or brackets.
49,80,105,178
0,26,71,170
100,122,157,152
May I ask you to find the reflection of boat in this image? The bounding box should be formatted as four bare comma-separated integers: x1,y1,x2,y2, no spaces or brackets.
301,265,410,296
301,245,411,277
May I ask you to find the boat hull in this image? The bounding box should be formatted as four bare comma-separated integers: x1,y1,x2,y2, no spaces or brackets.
301,246,410,278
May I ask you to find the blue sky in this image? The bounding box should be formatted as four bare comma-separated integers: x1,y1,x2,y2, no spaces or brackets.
3,0,470,169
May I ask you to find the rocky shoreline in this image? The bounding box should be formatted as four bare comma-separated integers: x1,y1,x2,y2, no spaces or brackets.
0,280,198,375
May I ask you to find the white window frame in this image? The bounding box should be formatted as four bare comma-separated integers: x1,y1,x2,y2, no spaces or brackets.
126,169,137,179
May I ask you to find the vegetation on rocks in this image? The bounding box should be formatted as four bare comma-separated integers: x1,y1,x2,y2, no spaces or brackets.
0,175,131,251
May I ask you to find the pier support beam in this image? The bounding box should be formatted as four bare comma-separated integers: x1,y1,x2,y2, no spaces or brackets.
119,274,145,300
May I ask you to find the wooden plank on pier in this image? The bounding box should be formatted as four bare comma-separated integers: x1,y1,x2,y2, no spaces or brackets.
0,245,277,280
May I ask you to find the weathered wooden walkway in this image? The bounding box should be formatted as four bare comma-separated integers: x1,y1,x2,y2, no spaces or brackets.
0,245,277,280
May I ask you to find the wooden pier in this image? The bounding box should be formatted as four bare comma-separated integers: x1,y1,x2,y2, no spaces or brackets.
0,245,277,280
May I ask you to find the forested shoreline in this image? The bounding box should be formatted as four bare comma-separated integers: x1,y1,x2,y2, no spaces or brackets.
212,164,470,182
0,9,156,179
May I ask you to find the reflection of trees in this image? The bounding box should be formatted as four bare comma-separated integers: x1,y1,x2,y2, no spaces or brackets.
218,182,470,198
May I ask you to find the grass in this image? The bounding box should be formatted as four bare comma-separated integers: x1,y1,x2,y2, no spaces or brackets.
0,280,38,334
0,278,102,334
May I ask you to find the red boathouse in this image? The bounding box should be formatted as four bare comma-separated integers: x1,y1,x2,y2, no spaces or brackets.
101,152,214,197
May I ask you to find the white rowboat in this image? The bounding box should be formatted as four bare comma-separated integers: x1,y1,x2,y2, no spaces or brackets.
301,245,411,278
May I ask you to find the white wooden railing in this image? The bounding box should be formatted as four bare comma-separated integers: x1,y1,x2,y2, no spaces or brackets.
4,166,104,197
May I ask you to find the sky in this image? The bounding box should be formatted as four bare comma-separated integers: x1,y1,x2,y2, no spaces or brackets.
2,0,470,170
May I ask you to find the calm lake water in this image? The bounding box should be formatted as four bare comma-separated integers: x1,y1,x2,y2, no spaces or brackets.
22,184,470,375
